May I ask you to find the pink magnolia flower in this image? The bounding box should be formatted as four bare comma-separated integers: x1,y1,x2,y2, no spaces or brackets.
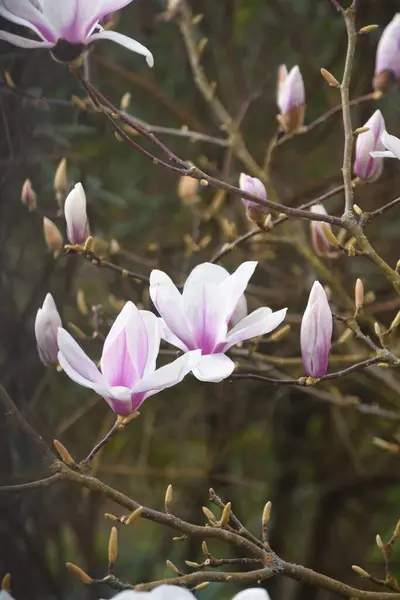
354,110,386,181
110,586,270,600
239,173,267,210
276,65,305,133
57,301,200,415
150,262,287,383
300,281,332,378
310,204,339,258
65,183,90,244
35,293,62,365
370,130,400,160
373,14,400,91
0,0,153,65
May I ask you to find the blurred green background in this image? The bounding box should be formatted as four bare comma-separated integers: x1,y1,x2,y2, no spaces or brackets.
1,1,400,599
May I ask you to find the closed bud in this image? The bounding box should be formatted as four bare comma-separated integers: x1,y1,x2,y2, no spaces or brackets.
65,562,93,584
178,175,199,206
310,205,340,257
393,519,400,539
277,65,305,133
43,217,63,257
359,24,379,34
201,541,210,556
355,278,364,310
374,322,381,337
354,110,386,181
262,501,272,525
320,68,340,87
21,179,37,211
352,565,370,578
53,439,74,465
192,583,210,592
105,513,119,521
120,92,131,111
64,183,90,245
166,560,181,575
165,484,173,512
54,158,68,202
376,534,384,549
301,281,333,378
389,310,400,332
125,506,143,525
1,574,11,591
220,502,231,526
353,204,363,215
202,506,217,523
373,15,400,91
239,173,268,222
108,527,118,566
35,293,62,365
372,437,400,453
185,560,201,568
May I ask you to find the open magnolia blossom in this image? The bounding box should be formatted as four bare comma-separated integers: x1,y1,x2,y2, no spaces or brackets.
150,261,287,383
106,584,271,600
300,281,332,378
57,301,200,415
370,130,400,160
0,0,153,65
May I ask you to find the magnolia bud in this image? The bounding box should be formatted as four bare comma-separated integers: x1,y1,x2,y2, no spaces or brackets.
373,15,400,91
108,527,118,566
310,205,339,257
21,179,37,211
354,110,386,181
178,175,199,206
54,158,68,203
120,92,131,111
276,65,305,134
35,293,62,365
239,173,268,222
320,68,340,87
43,217,63,257
300,281,333,378
64,183,90,245
355,278,364,310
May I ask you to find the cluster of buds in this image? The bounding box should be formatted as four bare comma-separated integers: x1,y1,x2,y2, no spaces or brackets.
276,65,305,134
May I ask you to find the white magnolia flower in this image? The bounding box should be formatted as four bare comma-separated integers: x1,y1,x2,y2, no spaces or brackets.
106,584,271,600
370,130,400,160
0,0,153,65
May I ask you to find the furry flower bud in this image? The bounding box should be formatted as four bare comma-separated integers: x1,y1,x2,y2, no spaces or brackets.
277,65,305,134
239,173,267,222
64,183,90,245
300,281,333,378
373,14,400,91
35,293,62,365
354,110,386,181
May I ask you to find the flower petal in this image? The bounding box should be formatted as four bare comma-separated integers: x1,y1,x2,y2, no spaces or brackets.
132,350,201,397
138,310,161,377
151,585,196,600
232,590,271,600
370,150,396,158
380,130,400,159
57,328,104,389
150,270,195,351
191,353,234,383
183,283,227,353
183,262,230,294
223,307,287,351
0,0,57,42
64,182,89,244
0,30,54,48
219,261,257,322
88,30,154,66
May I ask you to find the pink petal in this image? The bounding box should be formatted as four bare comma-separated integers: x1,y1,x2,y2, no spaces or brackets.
191,353,235,383
88,30,154,65
183,283,227,353
57,328,104,389
0,0,58,42
136,310,161,377
219,261,257,323
101,302,140,387
223,307,287,351
132,350,201,398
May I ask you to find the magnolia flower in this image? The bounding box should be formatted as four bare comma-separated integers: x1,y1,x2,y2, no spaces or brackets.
57,301,200,415
370,130,400,160
0,0,153,66
354,110,386,181
300,281,332,378
107,584,270,600
150,262,287,383
239,173,268,222
373,14,400,91
65,182,90,244
310,205,339,258
277,65,305,134
35,293,62,365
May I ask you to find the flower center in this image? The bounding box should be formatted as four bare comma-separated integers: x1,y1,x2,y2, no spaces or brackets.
51,40,85,63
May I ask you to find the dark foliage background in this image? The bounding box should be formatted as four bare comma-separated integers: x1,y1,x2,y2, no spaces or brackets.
1,1,400,600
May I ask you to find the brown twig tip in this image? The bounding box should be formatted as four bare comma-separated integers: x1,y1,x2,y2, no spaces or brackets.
262,501,272,525
220,502,232,527
165,484,173,512
1,573,11,591
320,68,340,87
65,562,93,584
53,440,75,466
124,506,143,525
108,527,118,566
352,565,370,578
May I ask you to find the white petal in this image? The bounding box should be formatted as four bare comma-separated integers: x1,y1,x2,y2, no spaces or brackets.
0,0,57,42
151,585,196,600
139,310,161,377
133,350,201,396
223,307,287,351
219,261,258,322
183,283,227,353
88,29,154,66
191,353,234,383
369,150,395,158
381,130,400,159
57,328,105,390
233,590,271,600
183,262,230,294
0,30,53,48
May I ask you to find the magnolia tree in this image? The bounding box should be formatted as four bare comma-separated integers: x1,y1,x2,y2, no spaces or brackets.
1,0,400,599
